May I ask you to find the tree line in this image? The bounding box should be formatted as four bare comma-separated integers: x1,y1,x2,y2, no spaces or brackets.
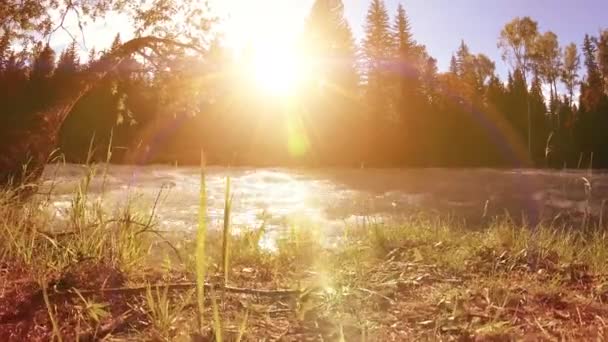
1,0,608,168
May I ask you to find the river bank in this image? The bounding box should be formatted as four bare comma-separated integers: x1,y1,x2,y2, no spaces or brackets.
2,175,608,340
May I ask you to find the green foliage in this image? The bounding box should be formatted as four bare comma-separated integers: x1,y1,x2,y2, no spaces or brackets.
73,288,110,327
144,284,194,339
561,42,580,104
498,16,539,81
0,0,215,48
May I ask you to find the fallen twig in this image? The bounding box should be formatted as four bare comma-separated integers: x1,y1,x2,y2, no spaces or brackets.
531,316,552,339
77,310,133,342
356,287,395,304
36,218,152,239
54,283,303,298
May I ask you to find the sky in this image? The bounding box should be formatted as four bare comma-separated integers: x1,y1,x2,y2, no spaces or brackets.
52,0,607,79
351,0,607,77
215,0,607,78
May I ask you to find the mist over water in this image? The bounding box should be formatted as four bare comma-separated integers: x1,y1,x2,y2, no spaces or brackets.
42,164,608,235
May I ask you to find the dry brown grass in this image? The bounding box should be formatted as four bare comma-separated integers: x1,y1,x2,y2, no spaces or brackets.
2,179,608,340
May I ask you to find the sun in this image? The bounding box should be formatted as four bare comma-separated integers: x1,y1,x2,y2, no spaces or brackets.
251,47,302,96
213,0,310,97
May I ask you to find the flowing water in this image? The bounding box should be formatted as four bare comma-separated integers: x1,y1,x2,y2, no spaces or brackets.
42,164,608,236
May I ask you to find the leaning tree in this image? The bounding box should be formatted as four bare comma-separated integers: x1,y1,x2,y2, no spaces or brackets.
0,0,216,188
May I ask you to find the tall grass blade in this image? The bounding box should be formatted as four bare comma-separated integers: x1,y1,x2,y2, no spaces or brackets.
100,129,113,197
85,132,96,166
235,310,249,342
41,280,63,342
211,294,223,342
600,199,606,229
222,176,232,286
196,150,207,333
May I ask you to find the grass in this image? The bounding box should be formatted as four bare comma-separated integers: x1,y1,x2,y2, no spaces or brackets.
222,176,232,286
195,153,208,335
144,284,194,339
2,165,608,340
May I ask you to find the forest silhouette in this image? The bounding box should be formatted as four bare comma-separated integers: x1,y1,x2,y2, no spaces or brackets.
1,0,608,170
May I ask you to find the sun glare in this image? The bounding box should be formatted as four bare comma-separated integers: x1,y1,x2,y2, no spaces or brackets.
213,0,310,97
252,47,302,96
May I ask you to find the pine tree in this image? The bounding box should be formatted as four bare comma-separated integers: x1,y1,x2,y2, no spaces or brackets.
56,41,80,74
486,75,507,112
392,4,415,58
597,29,608,94
508,68,529,141
363,0,392,65
392,3,418,96
362,0,393,121
0,53,28,126
301,0,360,164
449,55,458,75
110,33,122,53
580,34,604,112
452,41,495,102
30,43,56,81
421,56,438,100
28,43,56,112
391,4,420,122
529,75,549,165
54,41,81,99
455,40,471,75
454,40,477,99
303,0,359,93
577,33,608,168
0,33,10,111
87,47,97,66
360,0,395,165
390,3,432,165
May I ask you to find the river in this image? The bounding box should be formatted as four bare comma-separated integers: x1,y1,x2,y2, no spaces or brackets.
42,164,608,236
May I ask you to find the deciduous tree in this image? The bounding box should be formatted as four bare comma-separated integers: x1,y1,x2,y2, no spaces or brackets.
0,0,216,186
561,43,580,105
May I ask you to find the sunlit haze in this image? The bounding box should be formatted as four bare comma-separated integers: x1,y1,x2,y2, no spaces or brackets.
50,0,608,81
210,0,314,96
213,0,607,78
251,46,304,96
4,0,608,339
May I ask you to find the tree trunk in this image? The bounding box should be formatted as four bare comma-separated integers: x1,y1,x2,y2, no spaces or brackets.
0,37,196,191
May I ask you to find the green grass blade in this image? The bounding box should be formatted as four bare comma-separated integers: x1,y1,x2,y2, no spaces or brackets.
236,310,249,342
196,150,207,333
41,280,63,342
222,176,232,286
211,294,223,342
